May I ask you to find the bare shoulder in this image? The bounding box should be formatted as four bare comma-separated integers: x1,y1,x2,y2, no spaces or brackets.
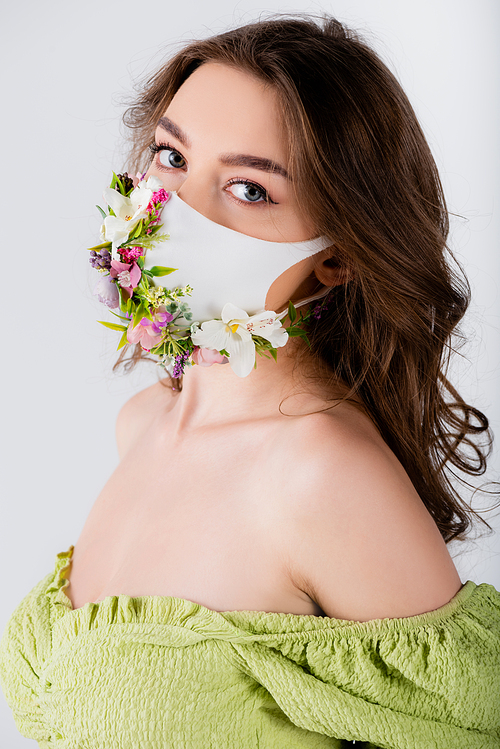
116,378,175,460
278,405,463,622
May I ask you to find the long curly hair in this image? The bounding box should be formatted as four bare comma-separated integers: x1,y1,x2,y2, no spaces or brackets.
115,14,499,544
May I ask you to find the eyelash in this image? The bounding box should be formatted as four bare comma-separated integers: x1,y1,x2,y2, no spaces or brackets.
148,141,278,206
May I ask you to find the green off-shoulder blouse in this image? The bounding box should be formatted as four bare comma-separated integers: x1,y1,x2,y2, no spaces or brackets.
0,545,499,748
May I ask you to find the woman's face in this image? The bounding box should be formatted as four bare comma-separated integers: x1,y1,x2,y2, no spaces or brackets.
146,62,315,243
145,62,328,311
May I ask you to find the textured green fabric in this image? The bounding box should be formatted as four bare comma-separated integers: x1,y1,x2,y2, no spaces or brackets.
0,546,499,748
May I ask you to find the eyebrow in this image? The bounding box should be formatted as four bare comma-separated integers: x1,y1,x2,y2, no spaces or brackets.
157,116,289,180
158,117,190,147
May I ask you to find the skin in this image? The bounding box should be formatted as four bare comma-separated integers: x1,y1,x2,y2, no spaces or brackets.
146,62,342,314
67,62,462,619
140,62,349,434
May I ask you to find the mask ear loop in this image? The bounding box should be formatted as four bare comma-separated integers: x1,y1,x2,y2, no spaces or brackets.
276,286,331,321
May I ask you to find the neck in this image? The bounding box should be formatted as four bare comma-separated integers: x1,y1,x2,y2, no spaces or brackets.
165,289,343,435
166,334,333,437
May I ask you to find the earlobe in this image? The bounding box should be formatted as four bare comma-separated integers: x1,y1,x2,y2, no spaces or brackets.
314,257,351,287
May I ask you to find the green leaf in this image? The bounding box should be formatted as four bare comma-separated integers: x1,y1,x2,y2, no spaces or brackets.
269,347,278,362
97,321,128,332
150,342,166,356
116,176,126,196
118,287,128,308
132,303,151,327
288,300,297,324
110,172,118,189
148,266,178,277
147,224,166,236
132,305,142,328
88,241,112,252
287,328,311,347
117,329,129,350
96,204,107,220
109,310,130,321
132,220,143,239
124,296,132,315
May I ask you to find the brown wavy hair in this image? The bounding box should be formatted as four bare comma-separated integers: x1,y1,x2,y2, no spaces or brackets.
115,14,499,544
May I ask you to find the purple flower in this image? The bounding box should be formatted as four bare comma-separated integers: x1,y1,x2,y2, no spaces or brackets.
312,302,329,320
172,351,191,378
94,275,120,309
126,307,174,351
149,308,173,335
89,248,111,270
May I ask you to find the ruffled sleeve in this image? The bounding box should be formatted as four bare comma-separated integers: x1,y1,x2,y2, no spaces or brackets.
0,549,72,746
221,579,500,748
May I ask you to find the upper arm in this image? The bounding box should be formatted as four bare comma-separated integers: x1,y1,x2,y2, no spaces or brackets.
281,416,463,622
115,379,172,460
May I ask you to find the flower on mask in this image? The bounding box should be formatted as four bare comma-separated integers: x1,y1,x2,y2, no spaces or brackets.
89,247,112,271
101,175,163,256
110,259,141,298
133,171,146,188
94,274,120,309
118,246,143,263
191,303,288,378
127,306,174,351
191,346,229,367
90,170,316,381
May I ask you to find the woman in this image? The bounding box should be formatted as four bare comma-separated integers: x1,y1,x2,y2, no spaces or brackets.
1,15,499,749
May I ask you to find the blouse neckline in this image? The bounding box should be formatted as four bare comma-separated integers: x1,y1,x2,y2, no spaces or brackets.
44,544,482,636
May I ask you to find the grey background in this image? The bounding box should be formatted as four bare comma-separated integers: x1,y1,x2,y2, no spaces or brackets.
1,0,499,744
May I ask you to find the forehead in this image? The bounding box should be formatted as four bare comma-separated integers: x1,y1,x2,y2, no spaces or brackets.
162,62,287,161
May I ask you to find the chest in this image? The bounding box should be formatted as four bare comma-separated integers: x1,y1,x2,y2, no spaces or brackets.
67,419,325,616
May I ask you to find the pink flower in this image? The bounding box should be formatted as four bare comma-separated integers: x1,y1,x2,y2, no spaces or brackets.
191,346,229,367
94,275,120,309
110,260,141,298
127,319,163,351
119,246,143,263
132,171,146,188
150,188,170,205
126,306,174,351
147,189,171,224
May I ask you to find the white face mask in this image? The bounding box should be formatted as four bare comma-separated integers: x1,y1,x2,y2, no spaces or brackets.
143,191,331,324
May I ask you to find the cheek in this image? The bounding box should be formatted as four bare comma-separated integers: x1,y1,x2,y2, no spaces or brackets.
144,164,185,192
265,256,317,311
274,202,318,243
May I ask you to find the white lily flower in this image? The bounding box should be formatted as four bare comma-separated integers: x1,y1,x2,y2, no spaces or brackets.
190,303,289,378
102,176,162,258
243,309,289,348
142,175,163,191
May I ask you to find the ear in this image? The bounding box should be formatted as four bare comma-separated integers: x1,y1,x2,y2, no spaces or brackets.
313,250,352,287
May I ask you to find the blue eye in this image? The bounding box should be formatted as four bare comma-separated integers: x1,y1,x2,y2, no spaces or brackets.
228,182,265,202
226,179,277,205
160,148,186,169
148,142,278,205
149,142,186,169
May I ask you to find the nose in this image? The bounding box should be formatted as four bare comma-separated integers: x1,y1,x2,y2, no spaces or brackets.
178,175,238,230
176,180,214,221
145,165,231,230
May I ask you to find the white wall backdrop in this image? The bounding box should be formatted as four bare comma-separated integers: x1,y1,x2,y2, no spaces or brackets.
1,0,499,743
